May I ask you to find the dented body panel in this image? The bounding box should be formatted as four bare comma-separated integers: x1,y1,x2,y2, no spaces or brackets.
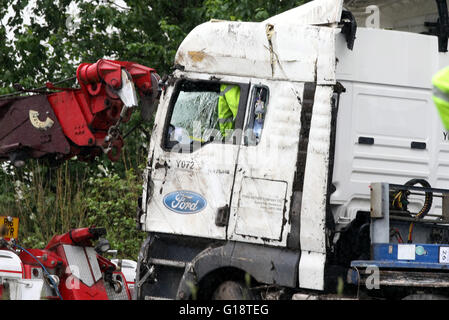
138,0,449,299
141,1,341,292
175,22,337,85
144,12,339,251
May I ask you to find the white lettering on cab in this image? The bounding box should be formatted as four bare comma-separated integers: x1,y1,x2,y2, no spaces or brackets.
171,194,200,211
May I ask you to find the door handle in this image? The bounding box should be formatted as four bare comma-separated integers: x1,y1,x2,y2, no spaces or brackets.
215,205,230,227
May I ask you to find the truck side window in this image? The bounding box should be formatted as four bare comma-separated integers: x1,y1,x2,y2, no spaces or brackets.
163,79,247,151
245,85,269,146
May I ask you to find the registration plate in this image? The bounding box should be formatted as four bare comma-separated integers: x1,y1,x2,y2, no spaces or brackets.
0,216,19,240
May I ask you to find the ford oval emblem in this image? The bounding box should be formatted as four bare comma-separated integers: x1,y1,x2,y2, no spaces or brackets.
163,190,207,214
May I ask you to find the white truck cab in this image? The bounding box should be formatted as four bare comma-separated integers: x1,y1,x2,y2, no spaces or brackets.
136,0,449,299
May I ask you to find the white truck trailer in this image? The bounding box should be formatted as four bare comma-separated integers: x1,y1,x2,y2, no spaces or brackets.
135,0,449,299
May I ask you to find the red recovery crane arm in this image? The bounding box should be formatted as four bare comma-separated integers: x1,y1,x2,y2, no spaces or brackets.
0,59,160,166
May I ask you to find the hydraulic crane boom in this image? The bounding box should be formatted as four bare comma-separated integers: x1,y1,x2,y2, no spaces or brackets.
0,59,160,166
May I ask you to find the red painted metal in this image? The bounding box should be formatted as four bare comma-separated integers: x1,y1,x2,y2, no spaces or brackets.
1,227,131,300
19,249,64,269
54,244,110,300
0,59,159,163
45,227,101,249
50,59,158,161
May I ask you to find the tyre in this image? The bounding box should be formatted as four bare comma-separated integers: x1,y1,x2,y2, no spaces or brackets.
212,281,254,300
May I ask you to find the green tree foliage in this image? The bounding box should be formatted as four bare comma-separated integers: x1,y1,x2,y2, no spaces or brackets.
0,0,310,258
1,0,309,86
0,160,143,259
0,161,91,249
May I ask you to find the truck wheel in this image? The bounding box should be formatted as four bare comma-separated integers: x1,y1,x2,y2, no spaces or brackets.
212,281,254,300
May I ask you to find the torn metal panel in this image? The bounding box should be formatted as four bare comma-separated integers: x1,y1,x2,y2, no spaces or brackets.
265,0,344,26
317,27,338,85
300,85,334,253
287,82,317,250
175,22,337,85
141,84,176,232
298,85,334,290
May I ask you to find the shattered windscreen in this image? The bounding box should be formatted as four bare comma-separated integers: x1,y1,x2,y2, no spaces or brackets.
171,90,220,140
167,80,228,145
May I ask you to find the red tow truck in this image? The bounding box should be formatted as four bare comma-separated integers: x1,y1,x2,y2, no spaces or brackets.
1,225,131,300
0,59,160,300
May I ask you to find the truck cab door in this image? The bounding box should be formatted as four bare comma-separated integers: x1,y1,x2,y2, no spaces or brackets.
227,80,305,246
142,77,249,240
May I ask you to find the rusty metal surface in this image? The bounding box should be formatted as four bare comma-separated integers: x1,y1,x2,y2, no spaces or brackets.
0,95,70,161
351,268,449,288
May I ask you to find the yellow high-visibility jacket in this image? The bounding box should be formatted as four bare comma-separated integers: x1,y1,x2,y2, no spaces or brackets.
433,66,449,130
218,84,240,136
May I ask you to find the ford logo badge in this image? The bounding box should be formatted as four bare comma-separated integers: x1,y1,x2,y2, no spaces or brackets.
163,190,207,214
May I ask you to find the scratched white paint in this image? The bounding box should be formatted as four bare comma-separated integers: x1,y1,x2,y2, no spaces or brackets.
228,80,305,247
299,251,327,291
298,85,334,290
175,22,336,85
144,73,251,240
140,0,449,293
142,0,344,291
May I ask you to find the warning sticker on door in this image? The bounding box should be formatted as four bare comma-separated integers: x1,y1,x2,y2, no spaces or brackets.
240,194,284,213
234,178,287,241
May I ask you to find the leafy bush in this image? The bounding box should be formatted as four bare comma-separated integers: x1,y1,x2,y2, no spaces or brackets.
85,168,146,260
0,161,89,248
0,160,145,260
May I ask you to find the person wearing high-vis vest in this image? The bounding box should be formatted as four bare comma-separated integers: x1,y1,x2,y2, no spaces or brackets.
218,84,240,136
432,66,449,130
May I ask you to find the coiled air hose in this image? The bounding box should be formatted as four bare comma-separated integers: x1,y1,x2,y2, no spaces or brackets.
391,179,433,243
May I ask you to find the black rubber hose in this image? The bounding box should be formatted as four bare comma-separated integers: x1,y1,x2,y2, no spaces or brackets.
404,178,433,218
403,179,433,243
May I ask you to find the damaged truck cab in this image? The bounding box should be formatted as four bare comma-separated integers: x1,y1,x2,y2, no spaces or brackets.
136,0,449,299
